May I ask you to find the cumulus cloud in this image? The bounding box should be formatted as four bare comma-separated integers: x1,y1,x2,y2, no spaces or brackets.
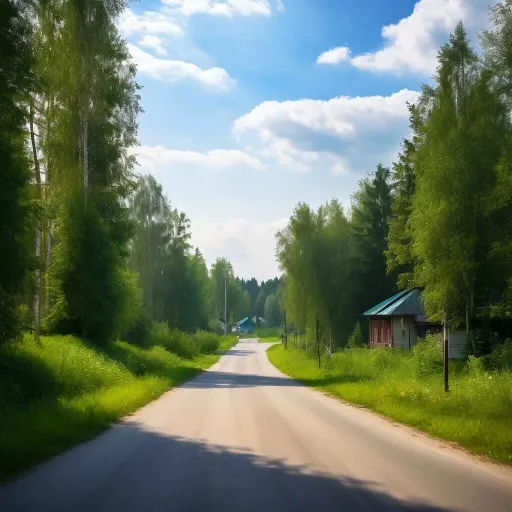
317,47,351,65
138,35,168,56
233,89,420,173
133,145,264,173
349,0,497,75
194,217,287,279
118,8,184,38
128,44,235,90
163,0,272,18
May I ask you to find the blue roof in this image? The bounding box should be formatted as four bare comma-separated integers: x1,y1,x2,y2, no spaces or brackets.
363,288,424,317
237,317,255,326
363,289,411,316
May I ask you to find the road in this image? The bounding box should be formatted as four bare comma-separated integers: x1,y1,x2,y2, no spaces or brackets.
1,339,511,512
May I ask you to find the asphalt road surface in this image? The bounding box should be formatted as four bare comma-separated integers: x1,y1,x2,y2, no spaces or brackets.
1,339,511,512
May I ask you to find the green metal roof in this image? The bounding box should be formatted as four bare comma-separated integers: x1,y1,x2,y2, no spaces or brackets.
363,288,423,317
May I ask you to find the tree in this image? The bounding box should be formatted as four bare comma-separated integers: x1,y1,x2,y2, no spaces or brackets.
351,164,394,314
0,0,34,344
410,23,509,339
40,0,141,342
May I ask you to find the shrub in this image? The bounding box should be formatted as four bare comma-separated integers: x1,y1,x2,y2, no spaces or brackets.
193,330,220,354
152,323,197,359
412,335,443,378
486,339,512,372
120,313,153,347
466,354,486,377
347,322,366,348
256,327,282,338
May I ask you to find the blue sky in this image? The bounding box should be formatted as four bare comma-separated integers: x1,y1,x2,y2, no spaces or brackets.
120,0,495,280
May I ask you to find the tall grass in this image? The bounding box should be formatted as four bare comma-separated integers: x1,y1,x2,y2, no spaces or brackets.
0,332,237,479
267,340,512,465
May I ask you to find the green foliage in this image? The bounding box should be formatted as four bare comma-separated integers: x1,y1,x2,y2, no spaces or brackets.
192,330,220,354
152,323,197,359
269,344,512,464
412,335,443,379
47,193,133,343
0,0,34,344
486,339,512,371
347,322,366,348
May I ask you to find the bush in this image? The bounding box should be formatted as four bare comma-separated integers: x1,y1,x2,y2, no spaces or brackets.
486,339,512,372
121,313,153,347
256,327,282,338
412,335,443,378
347,322,366,348
152,323,197,359
466,354,486,377
193,330,220,354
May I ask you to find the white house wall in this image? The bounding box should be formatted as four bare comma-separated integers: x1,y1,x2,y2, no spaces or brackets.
392,317,417,349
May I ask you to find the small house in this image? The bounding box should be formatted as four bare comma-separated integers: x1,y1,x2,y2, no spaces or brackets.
363,288,465,358
364,288,434,350
237,317,257,335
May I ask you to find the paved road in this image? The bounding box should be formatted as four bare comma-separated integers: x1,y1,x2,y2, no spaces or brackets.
1,340,511,512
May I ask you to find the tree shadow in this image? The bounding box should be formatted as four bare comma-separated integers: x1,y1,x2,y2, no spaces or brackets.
0,422,456,512
222,349,255,357
182,371,302,389
300,373,373,387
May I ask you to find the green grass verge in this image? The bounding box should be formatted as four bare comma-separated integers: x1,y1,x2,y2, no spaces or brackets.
0,334,237,480
258,336,281,343
267,344,512,465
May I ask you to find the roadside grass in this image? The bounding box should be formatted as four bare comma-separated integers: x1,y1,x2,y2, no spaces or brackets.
267,344,512,465
0,333,237,479
258,336,281,343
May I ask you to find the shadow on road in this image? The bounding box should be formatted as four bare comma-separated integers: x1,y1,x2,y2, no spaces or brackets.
0,422,455,512
182,371,301,389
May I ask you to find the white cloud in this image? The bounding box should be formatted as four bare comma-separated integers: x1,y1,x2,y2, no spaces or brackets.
118,8,184,37
349,0,497,75
194,217,287,279
133,145,264,173
163,0,272,17
138,35,168,56
128,44,235,90
233,89,420,173
276,0,285,12
317,47,351,65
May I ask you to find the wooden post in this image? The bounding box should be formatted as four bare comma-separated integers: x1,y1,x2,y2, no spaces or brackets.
316,317,320,369
283,309,288,349
443,316,449,393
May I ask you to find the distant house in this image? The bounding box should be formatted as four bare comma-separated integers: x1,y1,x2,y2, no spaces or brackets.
363,288,465,358
237,317,257,334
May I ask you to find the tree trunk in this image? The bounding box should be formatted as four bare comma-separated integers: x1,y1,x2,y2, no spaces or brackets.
44,222,52,314
316,317,320,369
29,102,42,346
83,106,89,195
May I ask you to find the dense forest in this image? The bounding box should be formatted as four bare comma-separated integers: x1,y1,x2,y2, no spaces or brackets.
0,0,282,349
277,5,512,355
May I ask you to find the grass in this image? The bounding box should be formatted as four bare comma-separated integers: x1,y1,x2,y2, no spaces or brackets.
267,344,512,465
258,336,281,343
0,333,237,480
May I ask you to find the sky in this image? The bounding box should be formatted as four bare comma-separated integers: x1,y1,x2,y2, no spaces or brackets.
120,0,497,281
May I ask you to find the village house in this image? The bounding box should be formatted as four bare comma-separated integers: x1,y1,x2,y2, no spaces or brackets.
237,316,257,335
363,287,465,358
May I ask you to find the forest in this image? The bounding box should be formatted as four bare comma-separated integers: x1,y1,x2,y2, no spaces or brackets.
0,0,283,351
277,5,512,358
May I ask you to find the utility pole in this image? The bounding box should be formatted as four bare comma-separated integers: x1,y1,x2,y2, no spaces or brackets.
283,309,288,350
224,275,227,336
316,317,320,369
443,314,449,393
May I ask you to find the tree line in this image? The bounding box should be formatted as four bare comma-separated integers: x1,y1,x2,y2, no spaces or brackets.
0,0,282,347
277,3,512,355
